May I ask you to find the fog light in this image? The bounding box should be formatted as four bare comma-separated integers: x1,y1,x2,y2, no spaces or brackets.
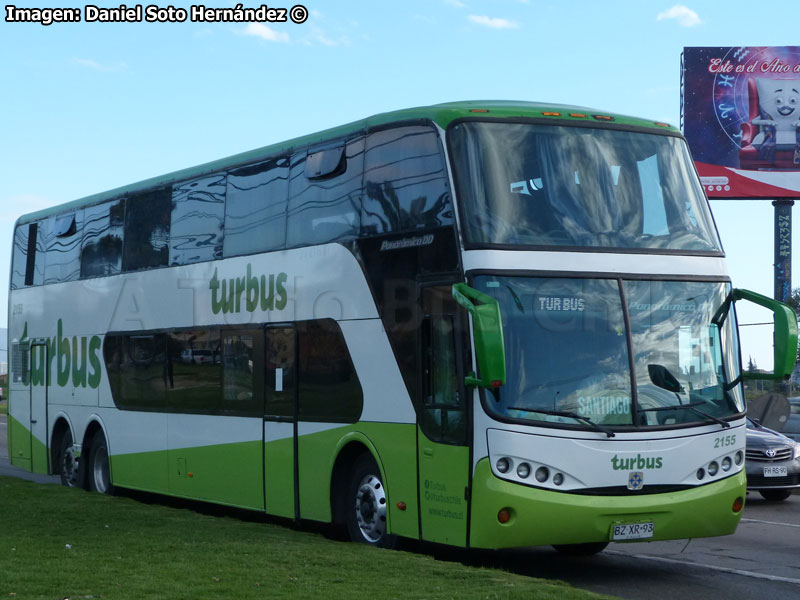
516,462,531,479
496,457,511,474
535,467,549,483
734,451,744,465
498,508,512,524
732,497,744,513
696,468,705,480
552,473,564,486
708,461,719,476
721,457,732,472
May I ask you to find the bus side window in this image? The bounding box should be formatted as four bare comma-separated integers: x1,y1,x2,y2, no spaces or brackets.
421,314,466,445
297,319,363,423
122,188,171,272
104,333,167,412
170,174,226,265
361,126,453,236
221,331,260,416
12,223,42,288
286,137,364,248
166,330,221,414
81,200,125,278
43,210,83,284
224,157,289,258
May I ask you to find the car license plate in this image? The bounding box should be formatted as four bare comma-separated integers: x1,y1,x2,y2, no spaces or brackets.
611,522,655,541
764,466,788,477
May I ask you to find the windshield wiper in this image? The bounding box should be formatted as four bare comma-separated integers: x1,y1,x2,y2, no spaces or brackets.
507,406,616,438
639,401,730,429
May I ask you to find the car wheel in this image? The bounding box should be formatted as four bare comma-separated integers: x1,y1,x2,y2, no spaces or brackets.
759,489,792,501
58,431,79,488
552,542,609,556
88,431,115,495
345,454,396,548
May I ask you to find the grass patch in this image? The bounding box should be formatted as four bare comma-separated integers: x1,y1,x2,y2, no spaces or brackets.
0,476,615,600
0,402,7,415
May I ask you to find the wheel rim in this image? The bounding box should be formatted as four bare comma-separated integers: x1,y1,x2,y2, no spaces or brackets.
93,446,110,494
354,473,387,543
61,445,78,487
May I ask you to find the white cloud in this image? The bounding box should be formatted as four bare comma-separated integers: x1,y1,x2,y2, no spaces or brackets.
444,0,466,8
657,5,701,27
71,58,127,72
239,23,289,42
296,26,351,47
468,15,519,29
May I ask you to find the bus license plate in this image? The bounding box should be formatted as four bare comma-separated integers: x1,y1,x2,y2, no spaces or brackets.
764,466,788,477
612,522,654,541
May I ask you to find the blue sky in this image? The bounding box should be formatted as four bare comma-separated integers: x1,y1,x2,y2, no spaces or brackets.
1,1,797,368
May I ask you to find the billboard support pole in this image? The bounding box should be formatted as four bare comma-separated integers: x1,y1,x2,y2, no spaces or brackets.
773,199,794,303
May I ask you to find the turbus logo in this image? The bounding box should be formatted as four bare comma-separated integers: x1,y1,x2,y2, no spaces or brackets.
611,454,664,470
210,264,288,315
19,321,103,389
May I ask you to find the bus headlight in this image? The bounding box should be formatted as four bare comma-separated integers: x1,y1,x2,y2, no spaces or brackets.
496,457,511,474
535,467,549,483
707,461,719,476
516,462,531,479
721,456,732,472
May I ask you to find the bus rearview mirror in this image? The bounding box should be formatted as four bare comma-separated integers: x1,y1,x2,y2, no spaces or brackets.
452,283,506,388
732,288,798,381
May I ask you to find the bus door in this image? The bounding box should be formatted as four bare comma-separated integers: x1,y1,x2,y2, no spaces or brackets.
29,339,50,473
263,325,298,519
417,285,471,546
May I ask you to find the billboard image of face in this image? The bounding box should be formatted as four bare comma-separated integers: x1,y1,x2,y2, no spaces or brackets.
683,46,800,198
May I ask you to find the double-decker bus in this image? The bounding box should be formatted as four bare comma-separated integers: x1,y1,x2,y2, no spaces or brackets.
7,101,797,553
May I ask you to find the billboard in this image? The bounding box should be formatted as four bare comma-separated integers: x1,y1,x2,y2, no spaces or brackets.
683,46,800,198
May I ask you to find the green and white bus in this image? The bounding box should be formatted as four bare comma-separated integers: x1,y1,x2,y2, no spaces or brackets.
7,101,797,553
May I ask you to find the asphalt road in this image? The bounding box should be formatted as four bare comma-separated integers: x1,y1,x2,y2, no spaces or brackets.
1,412,798,599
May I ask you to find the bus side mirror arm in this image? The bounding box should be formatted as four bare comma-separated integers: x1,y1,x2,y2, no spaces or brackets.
731,288,799,381
452,283,506,389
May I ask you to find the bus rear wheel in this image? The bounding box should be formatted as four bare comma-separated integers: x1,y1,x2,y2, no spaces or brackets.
552,542,609,556
58,431,79,488
345,454,396,548
88,431,115,495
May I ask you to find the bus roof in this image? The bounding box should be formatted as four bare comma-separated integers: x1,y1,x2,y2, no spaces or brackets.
16,100,679,226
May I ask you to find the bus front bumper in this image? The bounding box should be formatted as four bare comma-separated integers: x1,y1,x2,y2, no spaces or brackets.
469,458,745,549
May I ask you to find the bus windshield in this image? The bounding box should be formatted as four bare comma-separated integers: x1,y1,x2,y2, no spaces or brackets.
473,276,745,429
449,122,721,252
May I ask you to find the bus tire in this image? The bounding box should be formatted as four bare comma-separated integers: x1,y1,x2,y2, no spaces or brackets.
88,431,115,496
345,454,397,548
552,542,609,556
57,431,79,488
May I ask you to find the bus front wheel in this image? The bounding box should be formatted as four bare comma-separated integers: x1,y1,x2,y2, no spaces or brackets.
88,431,115,496
345,454,397,548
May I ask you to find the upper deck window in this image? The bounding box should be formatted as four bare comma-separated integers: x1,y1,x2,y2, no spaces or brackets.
44,210,83,284
170,174,225,265
81,200,125,278
361,126,453,235
286,137,364,248
449,122,721,252
123,189,171,271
